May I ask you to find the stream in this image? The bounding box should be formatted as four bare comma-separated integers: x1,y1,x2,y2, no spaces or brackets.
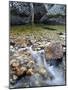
11,45,65,88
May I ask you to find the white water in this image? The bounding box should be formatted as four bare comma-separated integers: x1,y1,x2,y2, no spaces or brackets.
18,46,65,85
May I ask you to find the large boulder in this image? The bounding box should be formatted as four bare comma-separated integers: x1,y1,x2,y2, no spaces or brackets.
9,1,47,24
9,1,66,25
41,4,66,24
34,3,47,23
10,2,31,25
45,42,63,60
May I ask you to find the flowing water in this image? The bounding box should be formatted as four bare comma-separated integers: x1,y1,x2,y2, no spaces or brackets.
11,46,65,88
28,46,65,85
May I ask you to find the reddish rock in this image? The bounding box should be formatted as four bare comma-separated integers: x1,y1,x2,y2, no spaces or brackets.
45,42,63,60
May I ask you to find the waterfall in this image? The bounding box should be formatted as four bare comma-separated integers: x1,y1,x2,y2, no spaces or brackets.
28,46,43,66
18,46,65,85
40,50,56,79
28,46,65,85
28,46,56,78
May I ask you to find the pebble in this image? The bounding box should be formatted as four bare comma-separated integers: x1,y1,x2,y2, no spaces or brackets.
13,75,18,80
39,68,46,75
26,68,34,75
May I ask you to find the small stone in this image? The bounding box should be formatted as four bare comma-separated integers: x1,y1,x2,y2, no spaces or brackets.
26,60,35,69
15,38,27,47
10,40,15,46
39,68,46,75
11,61,19,68
13,52,19,57
15,66,27,76
39,45,45,49
10,45,14,49
26,68,34,75
10,78,16,85
28,60,35,65
10,59,17,65
26,39,33,46
57,32,64,35
13,75,18,80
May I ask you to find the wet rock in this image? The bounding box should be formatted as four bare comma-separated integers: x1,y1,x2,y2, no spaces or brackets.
15,66,27,76
10,59,17,65
45,42,63,60
10,59,27,76
58,32,66,41
13,75,18,80
15,38,33,47
10,52,35,77
30,73,43,87
10,59,19,68
15,38,27,47
57,32,65,35
63,47,66,55
27,60,35,65
10,78,16,85
26,68,34,75
10,45,15,55
27,60,35,68
39,68,46,75
10,50,14,56
10,40,15,46
25,39,33,46
39,45,45,49
10,45,14,49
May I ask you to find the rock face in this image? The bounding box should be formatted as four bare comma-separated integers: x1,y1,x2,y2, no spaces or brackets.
9,1,47,25
44,16,65,25
47,4,65,15
10,2,31,25
10,15,31,25
41,4,66,24
34,3,47,23
9,1,66,25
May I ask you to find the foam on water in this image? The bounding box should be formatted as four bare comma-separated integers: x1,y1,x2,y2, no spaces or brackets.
27,46,65,85
15,46,65,86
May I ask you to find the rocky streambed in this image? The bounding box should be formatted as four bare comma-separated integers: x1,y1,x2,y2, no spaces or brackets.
9,34,66,88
